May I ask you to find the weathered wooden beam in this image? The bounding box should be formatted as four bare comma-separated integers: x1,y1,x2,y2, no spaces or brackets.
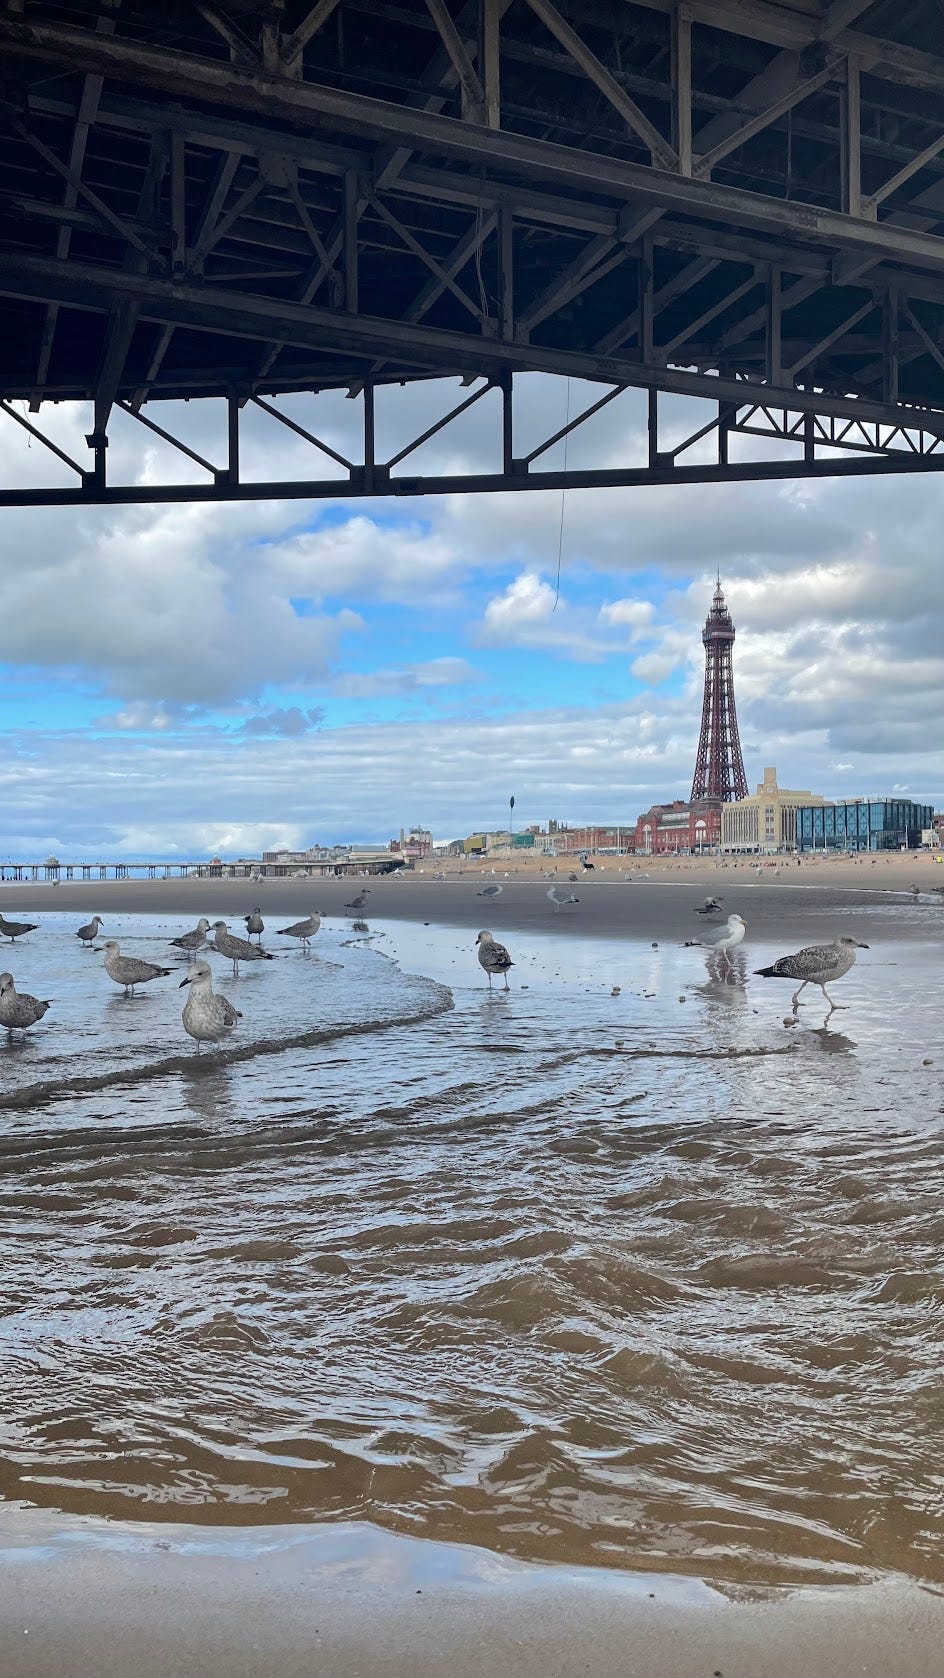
423,0,485,121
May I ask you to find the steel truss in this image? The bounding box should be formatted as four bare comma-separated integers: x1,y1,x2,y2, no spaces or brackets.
3,376,944,507
3,1,944,506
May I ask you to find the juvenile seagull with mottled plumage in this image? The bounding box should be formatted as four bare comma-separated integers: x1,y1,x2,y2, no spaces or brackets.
76,914,105,947
102,940,172,997
475,930,514,990
0,912,37,943
755,935,869,1015
209,920,275,977
179,960,241,1052
0,972,51,1035
276,914,321,948
170,918,212,958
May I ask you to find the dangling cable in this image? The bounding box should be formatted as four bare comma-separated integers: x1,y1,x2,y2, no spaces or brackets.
552,376,571,612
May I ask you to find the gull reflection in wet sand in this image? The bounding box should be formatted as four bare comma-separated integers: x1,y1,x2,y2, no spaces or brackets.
180,1060,237,1126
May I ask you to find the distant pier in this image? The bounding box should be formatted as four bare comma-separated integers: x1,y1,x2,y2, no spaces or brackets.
0,859,403,883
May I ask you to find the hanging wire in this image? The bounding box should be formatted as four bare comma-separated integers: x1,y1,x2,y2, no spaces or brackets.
552,376,571,612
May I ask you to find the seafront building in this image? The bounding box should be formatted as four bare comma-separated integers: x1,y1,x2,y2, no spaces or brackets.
796,797,935,852
722,768,824,853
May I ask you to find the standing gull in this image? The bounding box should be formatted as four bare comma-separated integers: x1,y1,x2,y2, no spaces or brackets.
169,918,212,959
276,914,321,949
102,940,172,997
0,972,51,1036
685,913,746,963
345,890,370,913
244,907,265,942
476,930,514,990
476,884,503,900
547,886,579,913
209,921,275,977
179,961,241,1052
755,936,869,1015
0,912,37,943
76,914,105,948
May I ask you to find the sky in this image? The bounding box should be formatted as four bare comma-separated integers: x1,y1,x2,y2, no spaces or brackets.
1,374,942,859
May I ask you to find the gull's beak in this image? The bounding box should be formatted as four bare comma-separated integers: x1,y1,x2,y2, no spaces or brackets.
857,940,870,949
179,976,191,988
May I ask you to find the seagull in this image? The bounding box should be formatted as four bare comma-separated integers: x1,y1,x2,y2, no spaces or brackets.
76,914,105,947
567,870,580,883
0,971,51,1035
754,935,869,1015
694,896,725,915
179,960,241,1052
102,940,172,997
547,886,579,913
345,890,370,912
685,913,746,961
476,884,503,899
244,907,265,941
476,929,514,989
209,920,275,977
276,914,321,948
169,918,212,958
0,912,37,943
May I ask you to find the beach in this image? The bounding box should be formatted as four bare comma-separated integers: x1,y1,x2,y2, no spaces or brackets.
0,879,941,1674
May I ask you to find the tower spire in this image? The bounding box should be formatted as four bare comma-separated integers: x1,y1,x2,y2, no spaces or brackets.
690,576,748,803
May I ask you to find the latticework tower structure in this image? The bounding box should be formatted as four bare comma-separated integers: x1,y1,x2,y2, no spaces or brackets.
690,577,748,803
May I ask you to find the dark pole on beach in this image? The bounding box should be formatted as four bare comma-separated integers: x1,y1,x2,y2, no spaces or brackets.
509,795,515,844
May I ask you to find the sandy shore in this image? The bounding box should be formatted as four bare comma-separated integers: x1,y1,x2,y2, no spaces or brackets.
4,866,941,947
1,1511,941,1678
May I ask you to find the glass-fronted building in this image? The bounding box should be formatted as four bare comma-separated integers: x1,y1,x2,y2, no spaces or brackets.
796,799,934,852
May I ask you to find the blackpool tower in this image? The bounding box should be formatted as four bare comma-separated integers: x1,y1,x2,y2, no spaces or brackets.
690,576,748,803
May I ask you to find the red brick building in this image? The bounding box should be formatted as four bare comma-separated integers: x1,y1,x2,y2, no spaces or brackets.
633,799,721,855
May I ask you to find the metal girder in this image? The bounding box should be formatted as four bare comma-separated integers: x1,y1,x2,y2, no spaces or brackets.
6,17,944,279
4,245,944,437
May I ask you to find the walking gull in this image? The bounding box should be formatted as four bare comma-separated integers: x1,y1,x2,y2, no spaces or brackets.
179,961,241,1052
102,940,172,997
755,935,869,1015
276,914,321,948
476,930,514,989
0,912,37,943
76,914,105,947
345,890,370,913
547,886,579,913
477,884,503,899
170,918,212,958
0,972,51,1035
685,913,746,961
244,907,265,941
209,921,275,977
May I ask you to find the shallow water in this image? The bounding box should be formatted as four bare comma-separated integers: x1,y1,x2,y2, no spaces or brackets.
0,911,942,1588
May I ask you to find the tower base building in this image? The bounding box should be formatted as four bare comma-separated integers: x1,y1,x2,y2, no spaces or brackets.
722,768,824,853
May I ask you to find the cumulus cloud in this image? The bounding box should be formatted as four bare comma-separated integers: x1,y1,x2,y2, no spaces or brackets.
333,657,475,698
240,706,325,737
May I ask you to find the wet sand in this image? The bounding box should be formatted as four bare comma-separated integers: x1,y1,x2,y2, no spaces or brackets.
5,868,942,947
2,1512,942,1678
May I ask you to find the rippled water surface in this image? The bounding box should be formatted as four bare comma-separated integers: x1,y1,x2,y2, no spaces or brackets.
1,909,942,1587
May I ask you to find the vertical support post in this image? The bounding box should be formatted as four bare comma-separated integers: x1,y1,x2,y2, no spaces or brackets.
638,235,654,361
843,55,861,216
647,388,658,467
718,400,730,466
884,288,899,403
227,392,240,485
363,380,375,492
344,170,359,312
499,206,514,341
501,373,514,475
480,0,501,130
671,3,692,177
170,129,186,280
767,264,782,386
803,412,814,462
